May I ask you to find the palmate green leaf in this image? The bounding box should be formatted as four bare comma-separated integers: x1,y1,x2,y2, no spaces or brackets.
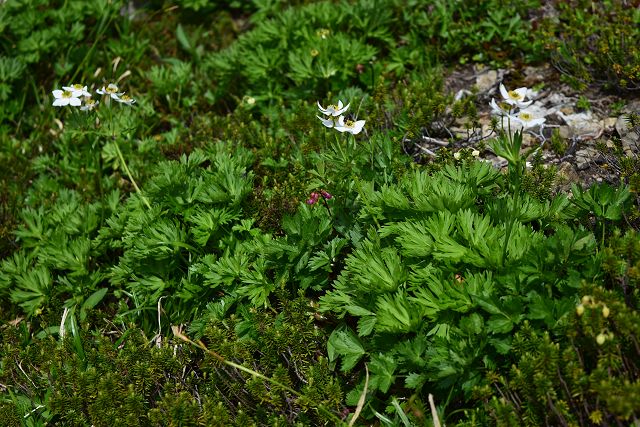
375,289,423,333
405,372,427,390
382,220,434,257
186,207,239,248
327,326,366,372
357,315,377,336
40,236,91,276
369,353,397,393
11,265,52,316
342,239,407,294
14,206,47,248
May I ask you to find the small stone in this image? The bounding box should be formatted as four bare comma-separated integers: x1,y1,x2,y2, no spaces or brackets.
558,161,579,183
558,126,573,139
575,147,598,170
603,117,618,129
557,111,603,139
475,69,498,93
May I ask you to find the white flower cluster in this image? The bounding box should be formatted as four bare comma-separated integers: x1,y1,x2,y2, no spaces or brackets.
316,100,366,135
52,83,136,110
490,83,545,129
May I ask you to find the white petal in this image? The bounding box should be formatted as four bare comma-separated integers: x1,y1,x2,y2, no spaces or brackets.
97,88,106,95
499,83,509,100
53,98,68,106
337,100,343,109
317,115,334,128
52,89,64,98
333,102,350,116
513,87,528,99
351,120,365,134
69,97,81,106
490,98,503,115
337,115,346,127
515,99,533,108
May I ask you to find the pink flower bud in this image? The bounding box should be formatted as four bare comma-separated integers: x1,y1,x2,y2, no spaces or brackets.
320,190,333,200
306,192,320,205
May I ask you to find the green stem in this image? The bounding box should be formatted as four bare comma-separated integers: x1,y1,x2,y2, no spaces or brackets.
107,100,151,210
113,139,151,210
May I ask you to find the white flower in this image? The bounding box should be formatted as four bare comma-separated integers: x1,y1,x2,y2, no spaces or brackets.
499,83,533,108
317,100,349,117
97,83,124,100
63,84,91,98
52,89,82,107
317,115,335,128
80,98,99,111
512,110,545,129
114,93,136,105
490,98,513,115
472,149,480,157
334,115,365,135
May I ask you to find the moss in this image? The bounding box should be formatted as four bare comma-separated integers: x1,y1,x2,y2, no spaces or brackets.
0,295,345,426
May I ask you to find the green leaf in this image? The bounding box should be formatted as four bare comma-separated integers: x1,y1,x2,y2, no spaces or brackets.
80,288,108,321
327,327,366,372
176,24,192,52
486,316,514,334
369,353,396,393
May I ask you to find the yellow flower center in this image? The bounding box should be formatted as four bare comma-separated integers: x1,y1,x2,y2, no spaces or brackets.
62,90,72,98
345,120,355,127
508,90,522,100
106,84,118,94
519,112,533,121
310,49,319,57
120,95,131,101
72,84,83,90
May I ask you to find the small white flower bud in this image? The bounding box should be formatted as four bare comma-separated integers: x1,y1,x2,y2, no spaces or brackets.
576,304,585,316
602,306,610,318
596,333,606,345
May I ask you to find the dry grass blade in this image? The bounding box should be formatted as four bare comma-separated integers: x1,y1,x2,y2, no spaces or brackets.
349,364,369,427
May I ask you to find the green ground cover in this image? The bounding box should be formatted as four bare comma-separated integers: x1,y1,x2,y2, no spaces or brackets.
1,0,639,425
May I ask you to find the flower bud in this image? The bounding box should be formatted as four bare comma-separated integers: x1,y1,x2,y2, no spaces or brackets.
576,304,585,316
596,333,606,345
472,149,480,157
320,190,333,200
453,152,461,160
581,295,592,305
306,192,320,205
602,306,610,318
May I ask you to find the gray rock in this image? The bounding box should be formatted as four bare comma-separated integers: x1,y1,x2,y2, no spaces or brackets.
475,70,498,94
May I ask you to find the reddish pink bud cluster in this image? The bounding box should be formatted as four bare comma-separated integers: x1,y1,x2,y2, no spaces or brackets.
306,190,333,205
306,192,320,205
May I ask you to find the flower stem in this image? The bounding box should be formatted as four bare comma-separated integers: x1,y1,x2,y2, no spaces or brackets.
113,139,151,210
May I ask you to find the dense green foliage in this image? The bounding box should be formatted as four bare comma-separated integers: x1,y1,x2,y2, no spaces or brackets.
1,0,639,426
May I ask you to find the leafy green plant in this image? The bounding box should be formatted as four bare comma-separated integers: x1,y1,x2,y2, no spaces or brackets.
466,273,640,426
543,0,640,91
318,157,601,421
